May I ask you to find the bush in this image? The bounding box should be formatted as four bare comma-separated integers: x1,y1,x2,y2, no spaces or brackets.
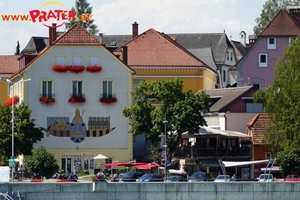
83,169,89,175
58,169,64,174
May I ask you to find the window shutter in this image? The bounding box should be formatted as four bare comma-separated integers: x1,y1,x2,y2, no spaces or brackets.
72,56,82,65
89,56,99,65
55,56,65,65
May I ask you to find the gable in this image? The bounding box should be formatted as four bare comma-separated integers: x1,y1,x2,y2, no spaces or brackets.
261,9,300,36
247,113,270,145
120,29,208,67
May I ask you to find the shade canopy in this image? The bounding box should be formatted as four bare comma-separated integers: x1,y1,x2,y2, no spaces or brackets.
93,154,108,160
182,127,250,138
102,162,127,167
222,160,269,167
134,163,161,169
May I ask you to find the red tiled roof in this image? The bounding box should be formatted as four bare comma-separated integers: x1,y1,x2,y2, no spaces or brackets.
53,25,100,45
247,113,270,145
261,9,300,36
0,55,20,74
115,28,215,72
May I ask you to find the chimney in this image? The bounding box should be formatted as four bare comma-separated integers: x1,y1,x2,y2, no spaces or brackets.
98,33,103,44
248,35,256,49
170,36,177,41
122,46,128,65
239,31,246,48
132,22,138,39
49,23,57,46
288,6,300,23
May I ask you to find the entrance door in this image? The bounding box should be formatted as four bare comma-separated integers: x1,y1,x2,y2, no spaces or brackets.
61,158,72,173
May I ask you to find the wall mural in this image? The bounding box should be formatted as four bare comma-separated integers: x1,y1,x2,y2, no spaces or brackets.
46,109,115,143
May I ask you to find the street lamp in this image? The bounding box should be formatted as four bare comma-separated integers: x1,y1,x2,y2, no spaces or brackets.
163,112,168,182
0,77,31,182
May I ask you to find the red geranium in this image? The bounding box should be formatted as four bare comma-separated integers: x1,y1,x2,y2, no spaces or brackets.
5,96,19,106
86,65,102,73
100,97,117,104
40,97,55,104
69,65,85,74
69,95,86,103
52,64,69,72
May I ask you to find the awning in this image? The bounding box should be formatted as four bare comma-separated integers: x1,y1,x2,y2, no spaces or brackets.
182,127,251,138
222,160,269,167
102,162,127,167
261,166,281,171
134,163,161,169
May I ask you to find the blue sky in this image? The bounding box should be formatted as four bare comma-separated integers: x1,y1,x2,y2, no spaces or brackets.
0,0,266,55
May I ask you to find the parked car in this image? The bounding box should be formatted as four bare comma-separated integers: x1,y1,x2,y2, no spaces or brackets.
257,174,274,182
118,172,144,182
285,174,300,182
213,175,231,182
188,172,213,182
166,175,187,182
136,173,164,182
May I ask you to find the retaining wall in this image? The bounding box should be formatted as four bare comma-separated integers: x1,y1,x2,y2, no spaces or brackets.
1,181,300,200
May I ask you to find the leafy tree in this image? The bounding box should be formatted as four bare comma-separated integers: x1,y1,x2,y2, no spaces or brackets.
254,0,300,37
277,148,300,174
123,78,210,162
14,40,20,55
65,0,99,35
0,103,44,160
25,147,59,178
254,36,300,156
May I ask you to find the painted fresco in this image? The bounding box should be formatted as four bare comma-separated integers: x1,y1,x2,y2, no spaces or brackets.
46,109,115,143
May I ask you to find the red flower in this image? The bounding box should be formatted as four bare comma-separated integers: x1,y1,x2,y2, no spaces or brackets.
86,65,102,73
69,96,86,103
5,96,19,106
100,97,117,104
40,97,55,104
52,64,69,72
69,65,85,74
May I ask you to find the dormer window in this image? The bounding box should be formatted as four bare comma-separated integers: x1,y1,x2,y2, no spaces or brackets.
267,37,276,49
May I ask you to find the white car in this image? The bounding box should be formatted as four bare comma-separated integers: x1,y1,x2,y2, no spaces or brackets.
257,174,274,182
214,175,231,182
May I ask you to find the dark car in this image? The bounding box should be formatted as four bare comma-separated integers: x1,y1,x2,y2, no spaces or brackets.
136,173,164,182
166,175,187,182
188,172,213,182
118,171,144,182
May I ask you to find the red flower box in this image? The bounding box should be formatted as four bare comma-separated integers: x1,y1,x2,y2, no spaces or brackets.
52,64,69,72
69,95,86,103
5,96,19,106
40,97,55,104
31,179,43,182
100,97,117,104
69,65,85,74
86,65,102,73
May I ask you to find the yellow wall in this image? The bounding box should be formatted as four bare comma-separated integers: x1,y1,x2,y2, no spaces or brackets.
134,67,216,92
0,82,8,104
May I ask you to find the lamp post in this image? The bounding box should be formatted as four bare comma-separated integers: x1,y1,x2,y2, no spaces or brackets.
0,78,31,182
163,112,168,182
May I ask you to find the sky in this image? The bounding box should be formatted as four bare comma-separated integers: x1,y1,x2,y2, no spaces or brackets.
0,0,267,55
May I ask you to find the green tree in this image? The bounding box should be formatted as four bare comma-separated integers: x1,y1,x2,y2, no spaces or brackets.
254,36,300,156
254,0,300,37
14,40,20,55
0,103,44,160
277,148,300,174
25,147,59,178
65,0,99,35
123,78,210,162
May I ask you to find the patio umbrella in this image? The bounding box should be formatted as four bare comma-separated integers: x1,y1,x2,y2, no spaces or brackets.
135,163,161,169
102,162,127,167
93,154,108,168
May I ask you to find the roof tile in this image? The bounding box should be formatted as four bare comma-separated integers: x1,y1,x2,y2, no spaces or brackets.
247,113,270,145
0,55,20,74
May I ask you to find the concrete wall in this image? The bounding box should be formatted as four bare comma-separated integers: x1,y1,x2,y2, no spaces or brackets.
1,182,300,200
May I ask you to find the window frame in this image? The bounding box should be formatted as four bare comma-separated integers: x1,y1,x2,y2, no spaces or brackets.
267,37,276,49
258,53,268,67
41,79,54,98
89,56,99,66
101,79,114,98
72,55,83,66
55,55,66,65
71,80,84,96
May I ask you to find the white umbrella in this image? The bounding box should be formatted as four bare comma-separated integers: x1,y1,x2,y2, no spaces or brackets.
93,154,108,169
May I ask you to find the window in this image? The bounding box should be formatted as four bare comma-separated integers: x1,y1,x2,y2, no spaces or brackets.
266,152,271,160
226,52,229,60
102,80,114,98
42,80,53,98
72,56,82,65
89,56,99,65
267,37,276,49
246,103,264,112
230,52,233,61
55,56,66,65
259,53,268,67
72,80,83,96
223,70,226,82
289,37,296,45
